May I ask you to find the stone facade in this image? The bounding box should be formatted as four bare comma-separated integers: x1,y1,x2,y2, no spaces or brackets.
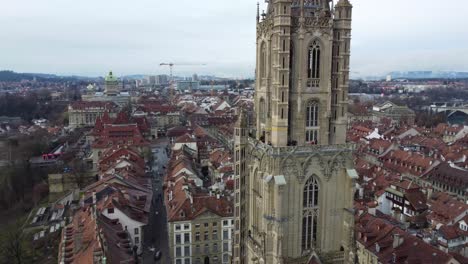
233,1,356,263
68,101,118,128
167,214,234,264
371,101,416,125
48,173,78,193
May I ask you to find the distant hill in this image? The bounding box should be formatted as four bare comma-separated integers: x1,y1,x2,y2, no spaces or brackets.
389,71,468,79
0,70,37,81
0,70,96,82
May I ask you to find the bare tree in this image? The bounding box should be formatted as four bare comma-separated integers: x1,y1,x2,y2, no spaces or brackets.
0,222,30,264
69,158,89,188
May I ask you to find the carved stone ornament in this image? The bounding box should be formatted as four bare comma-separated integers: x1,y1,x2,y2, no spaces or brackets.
282,157,303,181
257,17,274,37
302,153,324,182
291,9,333,35
319,159,335,182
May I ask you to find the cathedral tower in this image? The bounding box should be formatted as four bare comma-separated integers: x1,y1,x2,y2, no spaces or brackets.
233,1,356,263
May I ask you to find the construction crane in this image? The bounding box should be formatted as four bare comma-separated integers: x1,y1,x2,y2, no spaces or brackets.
159,62,206,100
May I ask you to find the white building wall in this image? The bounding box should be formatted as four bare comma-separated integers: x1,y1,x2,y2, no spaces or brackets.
221,217,234,264
172,222,192,264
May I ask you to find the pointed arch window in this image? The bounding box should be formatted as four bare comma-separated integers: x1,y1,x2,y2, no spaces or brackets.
259,98,266,124
260,42,267,84
302,177,319,251
305,101,319,144
308,41,321,87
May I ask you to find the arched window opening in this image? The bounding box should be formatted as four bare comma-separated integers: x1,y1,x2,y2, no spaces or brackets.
259,98,266,124
281,91,285,102
302,177,319,251
260,43,267,82
281,108,284,119
308,41,320,88
305,101,319,144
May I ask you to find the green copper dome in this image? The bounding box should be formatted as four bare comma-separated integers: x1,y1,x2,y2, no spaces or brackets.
105,71,118,83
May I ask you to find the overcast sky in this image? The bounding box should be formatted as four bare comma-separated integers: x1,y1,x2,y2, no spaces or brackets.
1,0,467,78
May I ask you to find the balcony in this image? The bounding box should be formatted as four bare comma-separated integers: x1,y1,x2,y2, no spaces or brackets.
307,78,320,88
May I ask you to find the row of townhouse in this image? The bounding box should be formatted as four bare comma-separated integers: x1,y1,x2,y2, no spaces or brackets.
349,116,468,261
58,109,153,263
165,141,234,264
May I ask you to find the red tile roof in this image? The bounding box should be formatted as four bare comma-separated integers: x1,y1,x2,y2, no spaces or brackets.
92,124,149,149
356,213,456,264
427,192,468,226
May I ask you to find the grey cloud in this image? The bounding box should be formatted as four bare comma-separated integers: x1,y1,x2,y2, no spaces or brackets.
0,0,467,77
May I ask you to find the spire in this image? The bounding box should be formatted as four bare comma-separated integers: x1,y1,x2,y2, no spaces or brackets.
236,108,248,128
300,0,304,17
256,2,260,23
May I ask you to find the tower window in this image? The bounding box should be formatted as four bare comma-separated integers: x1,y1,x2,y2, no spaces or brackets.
259,98,266,124
305,101,319,144
308,41,321,87
260,42,267,82
302,177,319,251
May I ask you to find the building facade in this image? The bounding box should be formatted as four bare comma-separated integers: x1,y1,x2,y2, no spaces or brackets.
168,214,234,264
233,1,356,263
68,101,118,128
372,101,416,125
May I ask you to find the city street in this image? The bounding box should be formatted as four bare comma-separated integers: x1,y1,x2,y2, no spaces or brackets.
143,138,171,264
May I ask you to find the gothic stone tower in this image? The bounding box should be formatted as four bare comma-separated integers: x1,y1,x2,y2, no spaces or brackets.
233,1,356,263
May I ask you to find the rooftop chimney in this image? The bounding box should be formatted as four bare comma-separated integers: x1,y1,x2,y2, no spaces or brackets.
393,233,404,249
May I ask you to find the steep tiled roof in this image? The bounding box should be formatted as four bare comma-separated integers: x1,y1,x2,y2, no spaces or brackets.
356,213,455,264
58,207,102,264
97,215,135,264
92,124,149,149
427,192,468,226
424,162,468,191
